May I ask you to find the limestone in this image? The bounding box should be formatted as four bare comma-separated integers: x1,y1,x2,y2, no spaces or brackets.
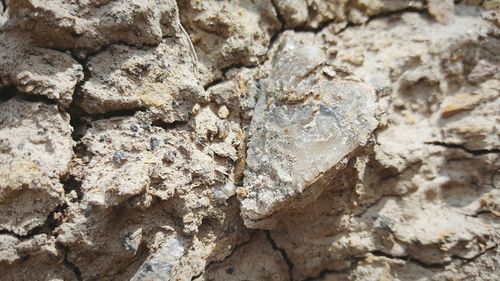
131,234,186,281
206,67,260,121
74,107,243,233
273,0,426,28
0,98,73,235
428,0,455,23
0,33,83,107
178,0,281,84
4,0,180,52
1,1,499,280
200,232,289,281
240,32,378,227
78,114,223,206
0,97,73,236
259,7,500,280
80,38,205,122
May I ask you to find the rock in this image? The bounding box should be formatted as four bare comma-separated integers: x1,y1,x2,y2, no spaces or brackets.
439,80,500,150
4,0,180,51
0,97,73,236
240,32,378,227
468,59,498,84
440,92,485,118
428,0,455,23
80,38,205,123
0,33,83,107
272,0,426,29
201,232,289,281
178,0,281,84
1,1,499,280
78,114,222,207
131,235,186,281
273,0,309,28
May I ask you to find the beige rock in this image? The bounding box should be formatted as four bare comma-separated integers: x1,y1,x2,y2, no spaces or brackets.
178,0,281,85
0,97,73,236
428,0,455,23
0,33,83,106
0,1,499,280
4,0,180,51
80,38,205,123
201,232,289,281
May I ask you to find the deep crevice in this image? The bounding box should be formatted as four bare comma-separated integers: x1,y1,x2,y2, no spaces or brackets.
0,203,65,239
61,245,83,281
152,118,188,131
203,77,225,91
0,85,16,102
1,0,6,13
270,0,287,30
265,230,294,281
425,141,500,156
61,174,84,201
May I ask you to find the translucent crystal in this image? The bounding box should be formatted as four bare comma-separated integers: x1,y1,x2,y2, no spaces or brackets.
241,32,378,226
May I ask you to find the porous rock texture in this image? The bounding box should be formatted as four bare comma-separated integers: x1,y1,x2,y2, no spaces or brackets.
0,1,499,281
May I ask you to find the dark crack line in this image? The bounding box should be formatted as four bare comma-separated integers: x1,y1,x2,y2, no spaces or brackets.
265,230,294,281
203,77,225,91
451,244,499,265
191,230,257,281
270,0,286,29
301,245,499,281
1,0,6,13
60,245,83,281
3,91,59,106
368,250,453,269
425,141,500,156
353,194,402,219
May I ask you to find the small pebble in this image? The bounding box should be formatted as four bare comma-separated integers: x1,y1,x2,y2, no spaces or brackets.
218,105,229,119
112,150,127,164
150,137,160,151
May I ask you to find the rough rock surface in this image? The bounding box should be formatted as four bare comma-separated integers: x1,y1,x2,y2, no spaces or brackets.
0,97,73,236
0,1,499,281
241,32,378,227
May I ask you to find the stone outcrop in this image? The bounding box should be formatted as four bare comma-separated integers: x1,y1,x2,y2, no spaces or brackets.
0,1,499,280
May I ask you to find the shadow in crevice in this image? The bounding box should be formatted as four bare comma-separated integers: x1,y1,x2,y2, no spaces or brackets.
0,85,15,102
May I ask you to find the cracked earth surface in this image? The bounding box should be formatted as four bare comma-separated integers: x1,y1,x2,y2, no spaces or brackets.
0,0,499,280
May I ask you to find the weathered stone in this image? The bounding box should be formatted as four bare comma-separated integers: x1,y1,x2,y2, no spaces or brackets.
0,33,83,107
0,97,73,236
80,38,205,123
1,1,499,280
178,0,281,85
240,32,378,227
4,0,180,51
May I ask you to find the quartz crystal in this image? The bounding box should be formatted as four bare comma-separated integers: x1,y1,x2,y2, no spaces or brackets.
240,32,378,226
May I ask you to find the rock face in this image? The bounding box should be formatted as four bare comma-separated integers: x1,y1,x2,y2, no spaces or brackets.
0,97,73,236
1,1,499,281
4,0,180,51
241,32,378,227
79,38,205,122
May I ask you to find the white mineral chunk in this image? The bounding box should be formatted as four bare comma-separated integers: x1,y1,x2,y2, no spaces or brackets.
240,32,378,226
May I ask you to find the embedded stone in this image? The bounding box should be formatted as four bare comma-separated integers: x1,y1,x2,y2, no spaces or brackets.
240,32,378,227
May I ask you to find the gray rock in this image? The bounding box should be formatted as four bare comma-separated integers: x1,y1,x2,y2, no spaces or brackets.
240,32,378,227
